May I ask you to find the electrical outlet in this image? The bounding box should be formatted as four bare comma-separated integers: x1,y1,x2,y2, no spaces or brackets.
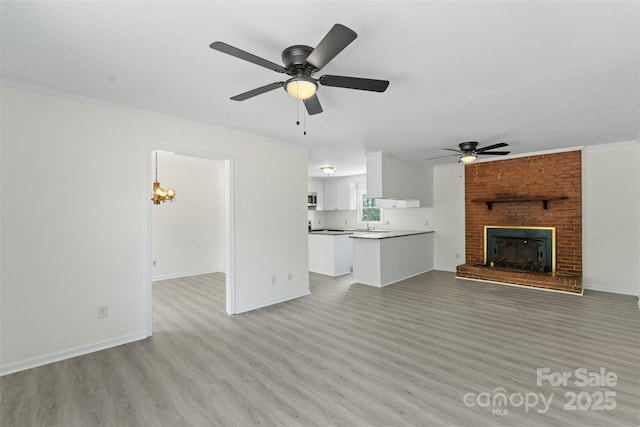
271,275,277,284
97,305,108,319
455,253,460,259
288,272,292,281
385,220,390,225
345,220,348,224
424,220,429,226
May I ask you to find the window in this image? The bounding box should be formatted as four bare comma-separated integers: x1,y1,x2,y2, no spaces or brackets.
358,189,382,224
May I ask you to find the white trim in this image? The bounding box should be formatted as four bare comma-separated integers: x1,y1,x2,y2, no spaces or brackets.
152,269,222,282
235,289,311,314
0,331,147,377
356,268,434,288
434,265,457,273
225,158,236,314
582,283,640,296
455,276,584,296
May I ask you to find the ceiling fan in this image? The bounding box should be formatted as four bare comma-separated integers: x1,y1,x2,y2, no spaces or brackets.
209,24,389,115
426,141,511,163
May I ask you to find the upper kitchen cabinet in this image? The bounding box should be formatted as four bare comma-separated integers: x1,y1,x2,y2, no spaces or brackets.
308,178,325,210
312,175,363,211
366,151,429,206
323,179,356,210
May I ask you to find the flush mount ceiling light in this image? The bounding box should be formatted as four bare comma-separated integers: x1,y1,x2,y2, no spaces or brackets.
460,153,477,163
321,166,336,175
285,77,318,100
151,152,176,205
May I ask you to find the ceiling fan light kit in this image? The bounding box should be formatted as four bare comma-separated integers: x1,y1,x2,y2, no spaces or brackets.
210,24,389,115
285,77,317,100
460,154,477,163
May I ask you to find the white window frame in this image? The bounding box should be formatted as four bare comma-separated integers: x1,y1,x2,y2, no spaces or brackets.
357,189,383,225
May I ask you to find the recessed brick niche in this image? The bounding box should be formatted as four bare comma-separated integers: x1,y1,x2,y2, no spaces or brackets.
456,150,582,293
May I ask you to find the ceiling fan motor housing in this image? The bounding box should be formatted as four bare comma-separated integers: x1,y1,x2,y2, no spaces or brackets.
459,141,479,152
282,45,315,74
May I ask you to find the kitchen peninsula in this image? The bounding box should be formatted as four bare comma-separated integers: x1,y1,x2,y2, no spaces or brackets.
350,230,434,287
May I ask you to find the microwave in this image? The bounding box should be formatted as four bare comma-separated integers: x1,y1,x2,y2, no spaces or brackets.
308,192,317,208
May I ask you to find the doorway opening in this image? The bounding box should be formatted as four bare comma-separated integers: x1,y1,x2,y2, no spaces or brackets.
145,146,235,337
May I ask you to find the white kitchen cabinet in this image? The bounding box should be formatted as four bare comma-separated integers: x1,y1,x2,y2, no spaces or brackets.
308,179,317,193
315,181,324,210
320,178,357,211
309,233,353,276
322,180,338,210
337,180,356,210
308,178,325,209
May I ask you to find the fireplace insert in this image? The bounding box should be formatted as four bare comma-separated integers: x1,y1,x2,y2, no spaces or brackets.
485,226,556,273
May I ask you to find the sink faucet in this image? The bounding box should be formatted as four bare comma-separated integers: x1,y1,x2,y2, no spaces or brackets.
363,214,373,230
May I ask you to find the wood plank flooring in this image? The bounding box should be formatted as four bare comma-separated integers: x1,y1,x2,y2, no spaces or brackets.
1,271,639,426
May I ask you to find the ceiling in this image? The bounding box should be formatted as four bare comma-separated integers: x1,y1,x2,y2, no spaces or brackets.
2,1,638,177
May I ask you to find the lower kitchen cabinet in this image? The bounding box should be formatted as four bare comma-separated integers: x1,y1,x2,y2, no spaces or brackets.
308,233,353,276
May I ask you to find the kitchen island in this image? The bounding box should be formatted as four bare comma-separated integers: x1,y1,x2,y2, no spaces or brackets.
308,230,354,276
350,230,434,287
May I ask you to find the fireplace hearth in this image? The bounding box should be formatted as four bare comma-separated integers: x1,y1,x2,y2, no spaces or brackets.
485,226,555,273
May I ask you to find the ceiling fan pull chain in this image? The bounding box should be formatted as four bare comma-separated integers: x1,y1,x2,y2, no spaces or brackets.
296,99,300,126
303,105,307,135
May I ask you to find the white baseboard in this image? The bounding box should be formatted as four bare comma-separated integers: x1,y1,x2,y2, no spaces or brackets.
356,268,434,288
235,289,311,314
434,265,457,273
0,331,148,377
152,269,221,281
582,283,640,296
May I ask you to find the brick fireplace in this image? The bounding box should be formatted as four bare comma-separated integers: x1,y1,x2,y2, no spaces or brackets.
456,150,582,293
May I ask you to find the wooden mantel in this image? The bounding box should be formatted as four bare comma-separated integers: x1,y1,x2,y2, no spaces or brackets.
471,196,569,210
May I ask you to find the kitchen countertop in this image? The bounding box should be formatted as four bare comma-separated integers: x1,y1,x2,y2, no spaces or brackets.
349,230,434,239
309,230,355,236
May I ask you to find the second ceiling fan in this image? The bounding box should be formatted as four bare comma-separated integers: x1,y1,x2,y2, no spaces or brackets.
427,141,511,163
209,24,389,115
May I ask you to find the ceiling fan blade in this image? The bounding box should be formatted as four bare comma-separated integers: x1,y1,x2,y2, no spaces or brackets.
303,94,323,115
230,82,284,101
210,41,286,73
305,24,357,71
425,154,460,161
443,148,463,153
475,142,509,153
319,75,389,92
477,151,511,155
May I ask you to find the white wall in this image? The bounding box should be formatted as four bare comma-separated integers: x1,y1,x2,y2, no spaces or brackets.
151,153,224,280
433,164,466,272
1,84,310,374
582,142,640,295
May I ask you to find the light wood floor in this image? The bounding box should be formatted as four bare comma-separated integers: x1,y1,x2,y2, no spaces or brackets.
1,271,639,426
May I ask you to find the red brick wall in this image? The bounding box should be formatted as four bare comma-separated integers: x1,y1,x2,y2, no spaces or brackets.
464,150,582,277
